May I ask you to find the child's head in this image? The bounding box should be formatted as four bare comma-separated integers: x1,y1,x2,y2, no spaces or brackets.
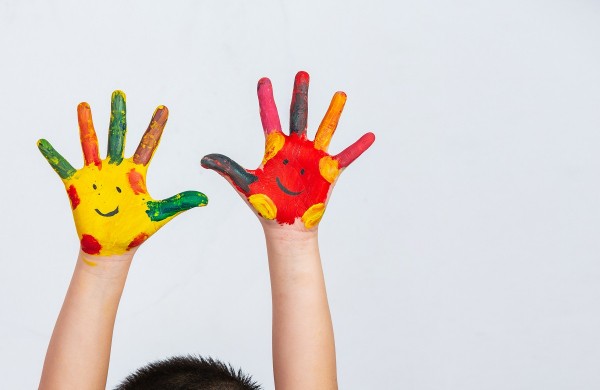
115,355,260,390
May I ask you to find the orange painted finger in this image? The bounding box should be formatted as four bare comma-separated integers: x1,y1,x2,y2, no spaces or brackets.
335,132,376,168
77,102,101,167
133,105,168,166
314,91,347,152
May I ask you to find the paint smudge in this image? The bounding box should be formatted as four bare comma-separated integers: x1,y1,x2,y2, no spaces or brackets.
81,234,102,255
128,169,147,195
81,257,97,267
67,185,80,210
127,232,149,249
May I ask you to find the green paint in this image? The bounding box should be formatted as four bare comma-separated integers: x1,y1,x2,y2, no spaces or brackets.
37,139,76,179
146,191,208,222
108,90,127,165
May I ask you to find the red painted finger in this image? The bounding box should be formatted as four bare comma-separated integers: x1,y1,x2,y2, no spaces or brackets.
290,71,309,137
133,105,168,166
335,132,376,168
77,103,101,168
258,77,282,135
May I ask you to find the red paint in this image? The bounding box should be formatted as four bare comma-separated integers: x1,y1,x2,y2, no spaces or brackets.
67,184,80,210
247,134,331,225
128,169,147,194
127,232,149,249
81,234,102,254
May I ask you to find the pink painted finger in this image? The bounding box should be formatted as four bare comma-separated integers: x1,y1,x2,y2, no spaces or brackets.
77,103,101,168
258,77,282,135
335,132,376,168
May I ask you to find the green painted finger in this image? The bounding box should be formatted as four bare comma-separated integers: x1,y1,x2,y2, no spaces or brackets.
108,90,127,164
37,139,76,180
146,191,208,222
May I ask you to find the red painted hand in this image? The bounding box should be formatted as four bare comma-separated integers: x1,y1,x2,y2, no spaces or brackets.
201,71,375,229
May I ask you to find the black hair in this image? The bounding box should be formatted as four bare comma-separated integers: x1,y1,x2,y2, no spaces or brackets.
114,355,261,390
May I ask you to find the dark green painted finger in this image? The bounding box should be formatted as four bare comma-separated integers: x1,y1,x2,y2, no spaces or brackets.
146,191,208,222
290,71,309,137
37,139,76,180
201,153,258,194
108,90,127,164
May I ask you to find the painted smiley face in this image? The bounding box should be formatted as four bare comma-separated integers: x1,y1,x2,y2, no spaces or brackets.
92,183,121,217
275,159,305,196
248,135,333,225
62,159,155,254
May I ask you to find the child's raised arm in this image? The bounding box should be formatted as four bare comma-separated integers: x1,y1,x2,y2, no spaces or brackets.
202,71,375,390
38,92,207,389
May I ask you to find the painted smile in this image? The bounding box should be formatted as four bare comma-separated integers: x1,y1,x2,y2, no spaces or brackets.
276,177,302,196
95,206,119,217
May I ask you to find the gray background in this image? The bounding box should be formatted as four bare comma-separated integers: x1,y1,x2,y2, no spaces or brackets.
1,0,599,388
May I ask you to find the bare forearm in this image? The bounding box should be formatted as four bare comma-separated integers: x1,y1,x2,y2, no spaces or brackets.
39,251,133,390
264,227,337,390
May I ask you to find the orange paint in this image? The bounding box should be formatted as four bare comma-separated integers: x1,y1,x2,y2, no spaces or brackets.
127,232,149,249
77,103,102,168
128,169,148,194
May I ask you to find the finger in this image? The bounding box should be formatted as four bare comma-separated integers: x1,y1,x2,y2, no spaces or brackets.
258,77,282,135
77,102,102,168
146,191,208,222
314,91,347,152
335,132,376,168
289,71,309,137
201,153,258,194
133,105,168,166
107,90,127,164
37,139,76,180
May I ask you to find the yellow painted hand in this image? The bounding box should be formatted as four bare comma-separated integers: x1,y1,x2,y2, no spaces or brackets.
38,91,208,256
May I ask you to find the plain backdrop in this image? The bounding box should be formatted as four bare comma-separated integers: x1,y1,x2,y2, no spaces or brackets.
1,0,599,389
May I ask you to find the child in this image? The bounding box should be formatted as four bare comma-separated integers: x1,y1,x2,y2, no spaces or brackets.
38,72,374,389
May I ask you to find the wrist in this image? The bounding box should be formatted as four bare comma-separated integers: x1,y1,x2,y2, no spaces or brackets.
262,222,321,268
261,219,319,242
77,249,135,279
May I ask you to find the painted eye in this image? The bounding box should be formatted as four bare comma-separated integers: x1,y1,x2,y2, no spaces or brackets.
116,186,122,193
300,168,305,175
283,159,289,165
92,184,97,190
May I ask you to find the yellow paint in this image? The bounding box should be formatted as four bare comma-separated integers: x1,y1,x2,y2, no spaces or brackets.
261,132,285,166
319,156,340,183
302,203,325,229
81,257,97,267
63,157,173,256
314,91,346,151
248,193,277,220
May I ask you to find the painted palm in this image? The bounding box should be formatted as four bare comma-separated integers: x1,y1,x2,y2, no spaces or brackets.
202,71,375,229
38,91,208,256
